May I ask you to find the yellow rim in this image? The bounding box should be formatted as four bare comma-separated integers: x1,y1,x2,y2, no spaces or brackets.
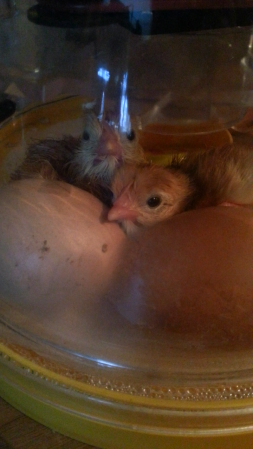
1,340,253,411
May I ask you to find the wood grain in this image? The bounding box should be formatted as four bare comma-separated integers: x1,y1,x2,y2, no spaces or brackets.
0,397,98,449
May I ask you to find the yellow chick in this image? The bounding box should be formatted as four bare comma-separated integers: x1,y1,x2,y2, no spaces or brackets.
108,145,253,234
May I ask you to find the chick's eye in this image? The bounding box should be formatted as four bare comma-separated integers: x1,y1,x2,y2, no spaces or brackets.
146,196,162,208
126,130,135,141
82,130,90,141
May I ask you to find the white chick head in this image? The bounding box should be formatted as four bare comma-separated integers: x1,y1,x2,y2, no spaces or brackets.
73,109,144,184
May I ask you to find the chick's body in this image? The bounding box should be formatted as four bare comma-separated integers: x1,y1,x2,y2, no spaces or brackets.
178,145,253,208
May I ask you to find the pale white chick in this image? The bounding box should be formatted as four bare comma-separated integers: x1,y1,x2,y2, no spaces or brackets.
11,108,144,206
108,163,193,234
67,108,144,185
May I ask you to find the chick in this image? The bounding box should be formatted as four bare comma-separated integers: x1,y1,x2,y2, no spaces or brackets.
67,109,144,185
108,163,193,234
11,107,144,205
108,145,253,233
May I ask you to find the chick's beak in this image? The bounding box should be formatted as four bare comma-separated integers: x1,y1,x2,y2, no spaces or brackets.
108,184,138,222
97,122,123,159
108,205,138,222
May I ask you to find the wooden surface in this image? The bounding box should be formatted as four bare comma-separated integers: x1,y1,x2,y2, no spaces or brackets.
0,397,98,449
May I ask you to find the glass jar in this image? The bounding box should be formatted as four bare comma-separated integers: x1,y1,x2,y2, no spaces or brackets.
1,2,253,448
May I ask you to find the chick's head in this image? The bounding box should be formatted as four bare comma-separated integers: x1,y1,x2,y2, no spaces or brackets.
108,164,192,233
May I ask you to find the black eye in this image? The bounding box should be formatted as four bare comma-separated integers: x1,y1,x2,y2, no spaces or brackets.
82,130,90,141
146,196,162,208
126,130,135,141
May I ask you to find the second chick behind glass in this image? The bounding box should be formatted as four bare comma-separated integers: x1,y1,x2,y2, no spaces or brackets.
11,105,145,206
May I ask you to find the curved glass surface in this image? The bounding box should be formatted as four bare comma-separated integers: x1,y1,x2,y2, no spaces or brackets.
0,97,253,403
0,0,253,437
